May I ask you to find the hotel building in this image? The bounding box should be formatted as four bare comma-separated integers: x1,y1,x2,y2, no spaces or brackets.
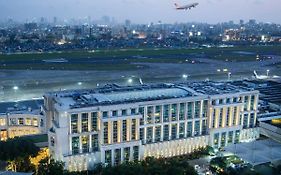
44,82,259,171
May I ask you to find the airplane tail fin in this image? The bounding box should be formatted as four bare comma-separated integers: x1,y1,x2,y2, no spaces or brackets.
174,3,179,8
253,70,258,78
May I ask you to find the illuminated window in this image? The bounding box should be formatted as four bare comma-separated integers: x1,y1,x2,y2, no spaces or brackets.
113,121,118,143
122,120,127,142
0,130,7,141
0,118,6,126
139,128,144,143
228,131,233,143
221,132,226,147
139,107,144,125
33,118,38,127
71,114,78,134
235,130,240,143
155,106,161,123
214,133,219,147
131,119,136,140
18,118,24,125
82,135,89,153
72,136,80,155
81,113,88,132
25,118,32,126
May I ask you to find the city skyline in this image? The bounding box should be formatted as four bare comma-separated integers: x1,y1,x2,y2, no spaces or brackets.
0,0,281,24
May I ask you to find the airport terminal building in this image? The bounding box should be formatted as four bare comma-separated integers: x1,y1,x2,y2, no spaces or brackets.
44,82,259,171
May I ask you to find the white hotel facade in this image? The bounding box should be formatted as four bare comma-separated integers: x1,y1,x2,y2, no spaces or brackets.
44,82,259,171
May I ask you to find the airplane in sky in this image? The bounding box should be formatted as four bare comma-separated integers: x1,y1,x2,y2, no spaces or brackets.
174,2,199,10
253,70,280,80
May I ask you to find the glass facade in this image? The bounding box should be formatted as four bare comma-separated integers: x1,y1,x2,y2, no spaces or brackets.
91,112,98,131
72,136,79,155
71,114,78,134
81,113,88,132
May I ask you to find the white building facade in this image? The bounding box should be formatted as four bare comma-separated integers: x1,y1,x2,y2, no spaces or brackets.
44,82,259,171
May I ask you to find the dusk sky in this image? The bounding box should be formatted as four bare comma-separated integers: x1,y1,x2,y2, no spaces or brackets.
0,0,280,24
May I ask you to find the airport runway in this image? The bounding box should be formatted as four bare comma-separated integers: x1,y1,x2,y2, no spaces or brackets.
1,55,281,102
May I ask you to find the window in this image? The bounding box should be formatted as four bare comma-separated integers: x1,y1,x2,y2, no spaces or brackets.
235,130,240,143
146,106,153,124
250,96,255,110
0,119,5,126
18,118,24,125
124,147,130,163
10,118,16,126
122,109,127,116
105,150,112,165
91,112,98,131
25,118,32,126
163,104,170,122
187,102,193,119
155,106,161,123
194,121,200,136
214,133,219,147
243,114,248,129
146,127,153,143
40,119,44,127
112,110,118,116
114,149,121,166
171,104,177,121
179,103,185,120
218,108,223,127
187,122,192,137
202,120,207,135
171,124,177,140
244,96,249,111
104,122,109,144
202,100,208,118
221,132,226,147
249,113,255,128
82,135,89,153
113,121,118,143
228,131,233,143
122,120,127,142
179,123,185,138
71,114,78,134
131,108,136,115
155,126,161,142
81,113,88,132
102,111,108,118
33,118,38,126
131,119,136,140
194,101,201,118
133,146,139,161
163,125,169,141
139,107,144,125
92,134,99,151
140,128,144,143
72,136,79,155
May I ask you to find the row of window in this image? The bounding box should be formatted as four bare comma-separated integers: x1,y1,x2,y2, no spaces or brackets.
140,120,207,144
0,117,42,127
103,119,137,144
213,130,240,148
105,146,139,166
71,112,98,134
71,134,99,155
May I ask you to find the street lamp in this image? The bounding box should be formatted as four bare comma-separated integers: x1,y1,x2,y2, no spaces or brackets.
77,82,82,86
266,69,270,77
228,72,232,80
13,86,19,90
182,74,188,80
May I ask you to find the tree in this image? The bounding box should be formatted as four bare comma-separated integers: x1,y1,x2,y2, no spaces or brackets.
0,137,40,172
37,157,65,175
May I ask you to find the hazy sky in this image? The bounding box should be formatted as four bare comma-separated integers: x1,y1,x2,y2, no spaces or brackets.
0,0,281,24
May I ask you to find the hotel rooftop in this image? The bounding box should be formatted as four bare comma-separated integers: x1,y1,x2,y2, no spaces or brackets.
46,81,255,110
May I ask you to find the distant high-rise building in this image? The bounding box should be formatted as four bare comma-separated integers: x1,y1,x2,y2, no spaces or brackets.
239,19,244,25
53,17,58,25
249,19,256,25
125,19,131,27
